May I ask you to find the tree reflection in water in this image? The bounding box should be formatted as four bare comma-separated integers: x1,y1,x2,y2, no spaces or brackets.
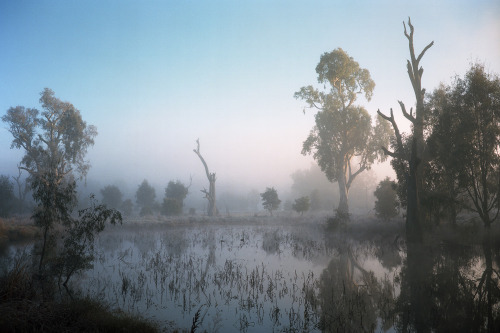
318,232,500,332
318,240,395,332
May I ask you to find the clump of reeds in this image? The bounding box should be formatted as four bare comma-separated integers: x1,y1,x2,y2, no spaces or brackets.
0,252,160,332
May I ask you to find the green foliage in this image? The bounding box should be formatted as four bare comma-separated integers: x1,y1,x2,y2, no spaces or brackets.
374,177,399,221
136,180,156,215
292,196,310,215
100,185,123,209
425,63,500,227
295,48,392,217
2,89,97,274
2,89,97,183
54,195,122,286
121,199,133,217
0,175,15,217
165,180,189,201
161,180,189,216
260,187,281,216
162,198,182,216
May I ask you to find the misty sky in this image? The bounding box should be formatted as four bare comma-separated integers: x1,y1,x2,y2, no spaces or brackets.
1,0,499,195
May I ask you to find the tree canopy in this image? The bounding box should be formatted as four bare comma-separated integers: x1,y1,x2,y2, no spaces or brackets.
426,63,500,228
136,179,156,216
295,48,392,220
162,180,189,216
292,196,310,216
260,187,281,216
374,177,399,221
100,185,123,210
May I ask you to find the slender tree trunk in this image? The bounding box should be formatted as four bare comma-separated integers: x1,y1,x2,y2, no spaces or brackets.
38,225,49,275
337,175,349,220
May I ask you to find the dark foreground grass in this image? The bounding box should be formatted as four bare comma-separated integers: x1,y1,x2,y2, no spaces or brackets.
0,297,160,333
0,255,160,333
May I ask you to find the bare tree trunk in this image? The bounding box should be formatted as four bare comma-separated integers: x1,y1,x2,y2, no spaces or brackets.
378,18,433,243
193,139,217,216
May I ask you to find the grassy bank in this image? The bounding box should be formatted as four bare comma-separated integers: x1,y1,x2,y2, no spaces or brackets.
0,217,38,244
0,255,161,333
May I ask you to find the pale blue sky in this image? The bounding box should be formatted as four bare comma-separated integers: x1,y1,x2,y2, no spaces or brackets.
1,0,499,194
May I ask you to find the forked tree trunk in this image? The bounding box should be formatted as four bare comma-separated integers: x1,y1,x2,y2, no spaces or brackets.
193,139,217,216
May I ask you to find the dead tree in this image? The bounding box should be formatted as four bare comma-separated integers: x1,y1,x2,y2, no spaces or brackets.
378,18,433,243
193,139,217,216
12,164,29,213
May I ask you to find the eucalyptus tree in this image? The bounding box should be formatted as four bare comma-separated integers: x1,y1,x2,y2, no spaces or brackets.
295,48,392,220
1,88,103,275
430,64,500,228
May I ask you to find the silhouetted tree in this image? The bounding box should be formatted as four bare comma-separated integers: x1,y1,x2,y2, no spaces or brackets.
135,179,156,216
292,196,310,216
261,187,281,216
100,185,123,210
193,139,217,216
441,64,500,228
296,48,392,221
120,199,133,217
374,177,399,221
162,180,189,216
378,18,433,242
54,195,121,288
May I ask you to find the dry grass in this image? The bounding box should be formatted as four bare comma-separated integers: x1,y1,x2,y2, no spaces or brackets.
0,217,38,247
0,253,160,333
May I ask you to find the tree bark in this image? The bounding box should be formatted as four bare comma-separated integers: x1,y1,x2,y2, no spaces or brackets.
337,172,349,220
193,139,217,216
379,18,432,243
403,18,433,242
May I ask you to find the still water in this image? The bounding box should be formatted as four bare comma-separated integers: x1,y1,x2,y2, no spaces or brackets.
6,220,500,332
77,221,404,332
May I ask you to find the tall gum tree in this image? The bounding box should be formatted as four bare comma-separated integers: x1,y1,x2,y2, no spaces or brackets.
378,18,433,242
2,88,97,273
295,48,392,220
428,64,500,229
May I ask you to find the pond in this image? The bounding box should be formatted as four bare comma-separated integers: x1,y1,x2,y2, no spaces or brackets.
4,219,500,332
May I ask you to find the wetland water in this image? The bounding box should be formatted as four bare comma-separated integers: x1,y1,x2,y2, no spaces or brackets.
4,219,500,332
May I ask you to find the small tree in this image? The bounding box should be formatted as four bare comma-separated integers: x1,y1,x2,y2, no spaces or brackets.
121,199,133,217
100,185,123,210
162,180,189,216
292,196,310,216
54,195,121,287
0,175,15,217
374,177,399,221
136,179,156,216
261,187,281,216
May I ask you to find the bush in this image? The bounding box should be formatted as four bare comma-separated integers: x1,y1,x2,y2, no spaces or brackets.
374,177,399,221
292,196,310,215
